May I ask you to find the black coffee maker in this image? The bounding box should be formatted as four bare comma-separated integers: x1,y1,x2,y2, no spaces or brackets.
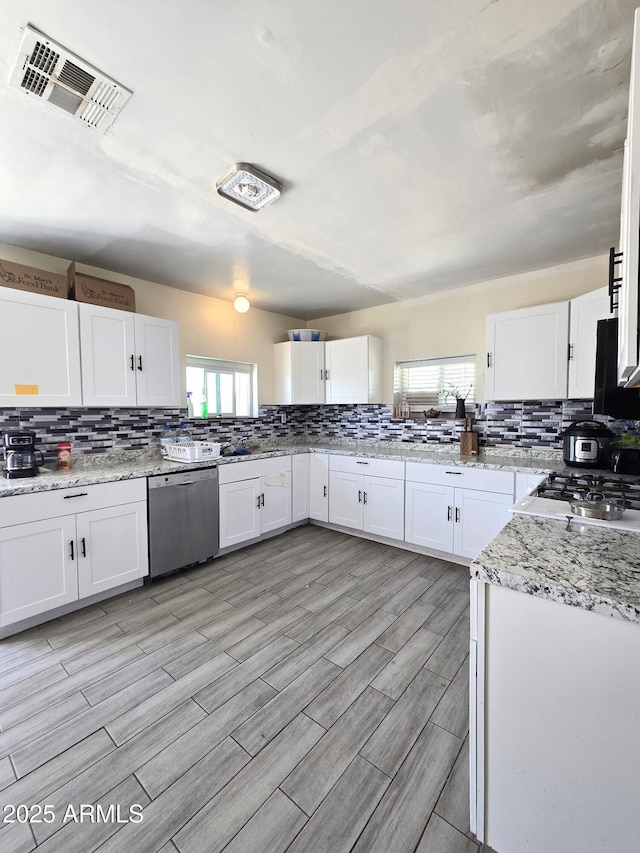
3,432,43,479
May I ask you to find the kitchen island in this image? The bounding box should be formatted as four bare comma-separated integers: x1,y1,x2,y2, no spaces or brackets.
470,514,640,852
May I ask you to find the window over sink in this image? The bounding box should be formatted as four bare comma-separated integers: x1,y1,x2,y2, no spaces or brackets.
395,355,476,416
186,355,258,418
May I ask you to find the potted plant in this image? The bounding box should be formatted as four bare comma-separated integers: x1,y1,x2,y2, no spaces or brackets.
440,383,473,419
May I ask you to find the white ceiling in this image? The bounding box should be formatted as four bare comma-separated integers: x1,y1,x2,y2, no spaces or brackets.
0,0,635,319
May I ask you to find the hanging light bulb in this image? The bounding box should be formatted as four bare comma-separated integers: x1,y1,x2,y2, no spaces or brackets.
233,292,251,313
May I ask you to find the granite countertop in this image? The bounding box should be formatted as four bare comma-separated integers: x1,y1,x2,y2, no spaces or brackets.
472,513,640,624
0,439,565,499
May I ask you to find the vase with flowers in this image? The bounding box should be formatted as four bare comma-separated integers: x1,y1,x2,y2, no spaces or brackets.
440,382,473,419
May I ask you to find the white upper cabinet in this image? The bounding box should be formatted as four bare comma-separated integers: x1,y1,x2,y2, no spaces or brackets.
79,304,180,407
485,301,570,401
617,9,640,386
274,341,326,404
0,287,82,407
325,336,382,404
274,335,382,405
567,287,610,399
79,303,137,406
134,313,181,407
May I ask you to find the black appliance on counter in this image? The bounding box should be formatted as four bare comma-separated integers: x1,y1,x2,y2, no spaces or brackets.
611,446,640,475
594,318,640,419
3,431,43,479
561,420,615,469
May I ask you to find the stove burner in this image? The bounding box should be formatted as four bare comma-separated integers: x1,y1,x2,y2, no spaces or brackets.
537,472,640,511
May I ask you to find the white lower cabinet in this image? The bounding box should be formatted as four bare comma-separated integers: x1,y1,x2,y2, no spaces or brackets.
292,453,310,523
405,463,514,560
404,482,455,552
0,516,78,625
452,488,514,559
309,453,329,522
363,475,405,540
328,455,405,541
0,480,148,629
219,456,292,549
514,471,547,501
219,479,261,548
75,502,148,598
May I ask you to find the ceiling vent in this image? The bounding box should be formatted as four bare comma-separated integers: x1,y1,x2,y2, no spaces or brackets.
9,25,132,133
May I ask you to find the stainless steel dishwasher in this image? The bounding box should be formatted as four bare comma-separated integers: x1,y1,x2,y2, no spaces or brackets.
147,467,219,579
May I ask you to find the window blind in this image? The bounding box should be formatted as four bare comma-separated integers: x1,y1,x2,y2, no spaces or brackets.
396,355,476,414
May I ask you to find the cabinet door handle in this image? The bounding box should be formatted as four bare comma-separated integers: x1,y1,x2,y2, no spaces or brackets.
256,495,261,509
324,369,329,380
447,506,452,521
130,354,135,371
609,246,623,313
455,507,461,523
487,352,492,368
63,492,88,499
320,369,324,380
137,355,143,371
323,485,327,497
358,490,362,503
69,540,75,561
81,537,86,558
363,491,367,505
261,493,265,507
568,343,574,361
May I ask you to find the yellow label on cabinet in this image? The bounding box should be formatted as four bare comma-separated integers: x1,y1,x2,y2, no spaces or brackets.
14,384,39,395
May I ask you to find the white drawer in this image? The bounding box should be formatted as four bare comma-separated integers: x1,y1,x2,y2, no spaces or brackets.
0,478,147,528
329,454,405,480
405,461,514,495
219,454,292,485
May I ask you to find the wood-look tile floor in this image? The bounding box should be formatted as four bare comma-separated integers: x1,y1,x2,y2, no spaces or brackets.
0,525,487,853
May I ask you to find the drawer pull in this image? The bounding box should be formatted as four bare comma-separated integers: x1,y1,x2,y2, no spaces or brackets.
445,471,463,475
356,461,369,465
63,492,89,499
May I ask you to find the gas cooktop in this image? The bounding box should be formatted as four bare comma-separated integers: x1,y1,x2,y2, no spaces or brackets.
511,471,640,532
537,472,640,511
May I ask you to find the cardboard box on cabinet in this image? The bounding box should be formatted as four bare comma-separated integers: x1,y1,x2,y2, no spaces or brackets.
67,261,136,312
0,259,69,299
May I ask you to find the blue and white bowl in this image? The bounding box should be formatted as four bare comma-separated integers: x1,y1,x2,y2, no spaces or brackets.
287,329,327,342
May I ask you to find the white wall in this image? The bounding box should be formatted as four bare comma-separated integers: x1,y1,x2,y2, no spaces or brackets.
312,255,609,402
0,243,304,405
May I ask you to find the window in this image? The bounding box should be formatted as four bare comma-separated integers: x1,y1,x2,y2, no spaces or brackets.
395,355,476,415
186,355,257,418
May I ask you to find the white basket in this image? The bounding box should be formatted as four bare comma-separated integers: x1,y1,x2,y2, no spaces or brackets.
165,441,221,462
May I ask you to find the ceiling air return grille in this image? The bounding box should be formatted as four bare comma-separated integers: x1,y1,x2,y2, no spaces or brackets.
9,25,132,132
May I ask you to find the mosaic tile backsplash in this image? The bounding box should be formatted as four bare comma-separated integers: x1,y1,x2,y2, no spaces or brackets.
0,401,630,457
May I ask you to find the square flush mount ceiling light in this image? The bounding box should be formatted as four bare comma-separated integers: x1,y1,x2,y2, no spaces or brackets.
216,163,282,211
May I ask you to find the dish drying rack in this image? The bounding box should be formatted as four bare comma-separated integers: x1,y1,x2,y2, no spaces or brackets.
165,441,221,462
